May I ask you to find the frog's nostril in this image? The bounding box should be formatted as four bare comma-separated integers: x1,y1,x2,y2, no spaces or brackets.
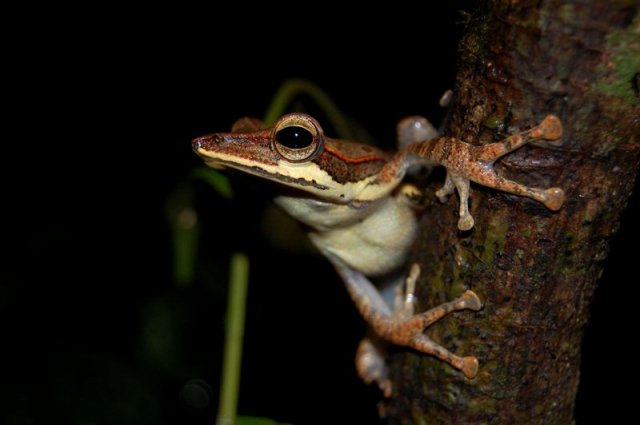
192,135,213,151
192,138,203,151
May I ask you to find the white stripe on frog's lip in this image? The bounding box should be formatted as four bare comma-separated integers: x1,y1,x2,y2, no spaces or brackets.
204,156,330,191
196,147,397,203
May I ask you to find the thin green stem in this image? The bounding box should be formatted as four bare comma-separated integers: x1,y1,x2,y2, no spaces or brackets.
263,79,354,140
216,253,250,425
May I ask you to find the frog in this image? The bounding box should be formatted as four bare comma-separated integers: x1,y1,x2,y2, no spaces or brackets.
192,111,564,396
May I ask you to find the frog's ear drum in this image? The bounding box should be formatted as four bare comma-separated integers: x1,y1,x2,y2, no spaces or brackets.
271,113,324,163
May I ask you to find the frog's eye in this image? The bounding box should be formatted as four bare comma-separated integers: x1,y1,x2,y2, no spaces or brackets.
272,114,324,162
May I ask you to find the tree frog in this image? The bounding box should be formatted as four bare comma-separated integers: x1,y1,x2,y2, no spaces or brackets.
192,112,564,395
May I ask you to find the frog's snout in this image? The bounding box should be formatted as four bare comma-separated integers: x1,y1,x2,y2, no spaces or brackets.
192,135,208,152
192,134,224,153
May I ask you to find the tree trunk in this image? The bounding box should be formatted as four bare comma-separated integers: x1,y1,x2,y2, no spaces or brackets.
386,1,640,423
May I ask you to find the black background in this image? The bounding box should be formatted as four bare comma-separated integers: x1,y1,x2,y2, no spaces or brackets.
4,3,638,424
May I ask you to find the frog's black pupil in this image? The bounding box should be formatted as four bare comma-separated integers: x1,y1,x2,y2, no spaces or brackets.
275,126,313,149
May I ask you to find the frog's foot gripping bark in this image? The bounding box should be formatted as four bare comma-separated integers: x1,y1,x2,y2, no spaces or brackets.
328,254,482,395
355,264,421,398
382,264,481,380
427,115,565,231
391,263,481,379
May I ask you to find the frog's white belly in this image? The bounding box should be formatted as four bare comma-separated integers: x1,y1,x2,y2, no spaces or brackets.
276,194,418,276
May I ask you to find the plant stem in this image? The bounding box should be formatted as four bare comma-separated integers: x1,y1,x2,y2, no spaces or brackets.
216,252,249,425
263,79,354,140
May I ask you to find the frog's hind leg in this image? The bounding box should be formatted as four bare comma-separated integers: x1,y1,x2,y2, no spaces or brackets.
355,264,421,398
392,270,482,379
326,252,482,384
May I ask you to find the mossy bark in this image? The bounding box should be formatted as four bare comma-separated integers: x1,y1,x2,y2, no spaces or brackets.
386,1,640,424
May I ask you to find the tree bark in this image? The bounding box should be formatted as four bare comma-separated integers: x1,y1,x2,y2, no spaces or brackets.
386,1,640,424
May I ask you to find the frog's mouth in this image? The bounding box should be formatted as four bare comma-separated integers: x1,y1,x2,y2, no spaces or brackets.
203,161,227,170
192,137,229,170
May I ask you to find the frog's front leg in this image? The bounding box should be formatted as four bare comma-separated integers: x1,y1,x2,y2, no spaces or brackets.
324,251,482,388
397,115,565,231
440,115,564,230
434,172,475,230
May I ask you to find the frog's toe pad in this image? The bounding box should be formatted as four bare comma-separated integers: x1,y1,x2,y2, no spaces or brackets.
461,356,479,379
356,337,391,397
457,215,475,231
538,115,563,141
460,290,482,311
543,187,565,211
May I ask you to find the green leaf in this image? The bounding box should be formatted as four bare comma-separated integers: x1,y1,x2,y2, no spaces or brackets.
263,79,354,140
191,167,234,199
